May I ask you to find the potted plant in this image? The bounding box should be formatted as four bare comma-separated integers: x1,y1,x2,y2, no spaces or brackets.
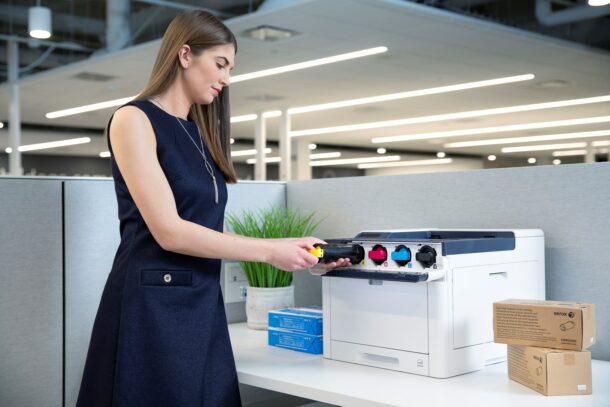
225,207,321,330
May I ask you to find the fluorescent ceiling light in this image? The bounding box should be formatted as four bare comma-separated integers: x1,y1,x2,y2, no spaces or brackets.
99,151,111,158
4,137,91,153
552,150,587,157
291,95,610,139
358,158,453,169
231,148,272,157
502,142,587,153
230,111,284,123
588,0,610,6
46,96,135,119
374,115,610,144
230,47,387,83
48,47,386,119
246,152,342,164
310,152,341,159
444,129,610,148
592,140,610,147
310,155,400,167
247,156,281,164
288,74,534,115
0,122,4,128
231,114,258,123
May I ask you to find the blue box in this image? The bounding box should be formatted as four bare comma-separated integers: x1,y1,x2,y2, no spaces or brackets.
268,328,323,354
268,306,323,335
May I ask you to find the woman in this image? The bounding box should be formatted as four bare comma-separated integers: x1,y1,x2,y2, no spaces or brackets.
77,10,350,407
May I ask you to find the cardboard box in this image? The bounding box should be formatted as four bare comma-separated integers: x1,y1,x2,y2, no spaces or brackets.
268,306,323,335
508,345,592,396
493,299,596,351
268,328,323,354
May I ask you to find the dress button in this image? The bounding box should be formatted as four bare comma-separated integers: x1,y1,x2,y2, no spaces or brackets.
163,273,172,283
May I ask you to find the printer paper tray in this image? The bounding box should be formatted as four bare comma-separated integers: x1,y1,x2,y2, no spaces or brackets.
328,340,429,376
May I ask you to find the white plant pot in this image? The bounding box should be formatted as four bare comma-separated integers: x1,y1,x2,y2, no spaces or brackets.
245,285,295,330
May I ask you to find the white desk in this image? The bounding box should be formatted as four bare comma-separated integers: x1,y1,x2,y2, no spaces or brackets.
229,323,610,407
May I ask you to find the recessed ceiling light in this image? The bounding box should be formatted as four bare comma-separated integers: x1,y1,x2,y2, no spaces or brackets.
230,138,235,144
377,148,386,154
242,25,300,42
527,157,537,164
488,155,497,161
99,151,110,158
436,152,446,158
308,143,317,150
553,159,562,165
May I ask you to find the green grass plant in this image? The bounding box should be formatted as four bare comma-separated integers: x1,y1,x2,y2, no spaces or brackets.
225,207,322,287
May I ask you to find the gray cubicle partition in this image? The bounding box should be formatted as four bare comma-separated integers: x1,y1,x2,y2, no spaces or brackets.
0,179,63,407
287,162,610,361
64,180,120,407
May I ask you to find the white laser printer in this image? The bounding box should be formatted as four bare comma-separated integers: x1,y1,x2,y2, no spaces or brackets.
321,229,545,378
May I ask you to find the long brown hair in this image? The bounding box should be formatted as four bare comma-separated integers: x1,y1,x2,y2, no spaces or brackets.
138,10,238,183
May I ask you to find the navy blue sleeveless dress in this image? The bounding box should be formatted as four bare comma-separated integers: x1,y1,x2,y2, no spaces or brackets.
77,100,242,407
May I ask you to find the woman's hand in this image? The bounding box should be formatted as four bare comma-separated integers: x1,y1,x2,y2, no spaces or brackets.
309,257,352,276
265,236,323,272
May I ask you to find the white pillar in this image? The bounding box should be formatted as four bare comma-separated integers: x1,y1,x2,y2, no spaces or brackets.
279,108,291,181
254,112,266,181
8,38,23,176
294,138,311,180
585,143,595,164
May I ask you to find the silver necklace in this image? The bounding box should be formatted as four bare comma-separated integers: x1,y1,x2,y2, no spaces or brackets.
152,99,219,204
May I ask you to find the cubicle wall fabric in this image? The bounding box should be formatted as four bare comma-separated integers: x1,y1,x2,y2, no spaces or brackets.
287,163,610,362
63,180,120,407
0,179,63,407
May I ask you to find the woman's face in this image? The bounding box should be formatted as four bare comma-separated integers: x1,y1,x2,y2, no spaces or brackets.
183,43,235,105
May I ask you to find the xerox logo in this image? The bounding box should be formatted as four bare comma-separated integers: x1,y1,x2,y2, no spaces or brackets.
554,312,567,316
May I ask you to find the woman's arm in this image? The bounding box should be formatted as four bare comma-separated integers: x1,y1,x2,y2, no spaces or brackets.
110,106,319,271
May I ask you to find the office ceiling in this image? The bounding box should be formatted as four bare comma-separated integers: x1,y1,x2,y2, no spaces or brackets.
0,0,609,165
